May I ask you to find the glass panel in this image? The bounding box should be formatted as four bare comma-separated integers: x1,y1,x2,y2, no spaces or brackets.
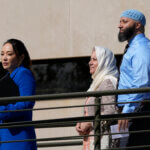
32,57,91,94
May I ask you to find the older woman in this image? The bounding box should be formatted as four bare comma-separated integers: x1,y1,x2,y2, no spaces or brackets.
76,46,119,149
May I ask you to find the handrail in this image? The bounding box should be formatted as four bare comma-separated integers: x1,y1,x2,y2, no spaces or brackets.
0,87,149,103
1,112,150,129
0,87,150,149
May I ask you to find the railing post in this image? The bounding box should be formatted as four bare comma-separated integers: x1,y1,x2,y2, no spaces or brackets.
94,97,101,150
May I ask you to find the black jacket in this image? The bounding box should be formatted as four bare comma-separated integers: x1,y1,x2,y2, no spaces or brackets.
0,74,20,105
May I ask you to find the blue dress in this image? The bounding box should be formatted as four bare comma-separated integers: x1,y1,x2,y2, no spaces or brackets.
0,66,37,150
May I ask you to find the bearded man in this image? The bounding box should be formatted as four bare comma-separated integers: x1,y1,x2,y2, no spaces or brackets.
117,9,150,149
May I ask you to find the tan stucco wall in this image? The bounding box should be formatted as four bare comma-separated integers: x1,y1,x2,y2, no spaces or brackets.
0,1,150,149
0,0,150,60
33,98,85,150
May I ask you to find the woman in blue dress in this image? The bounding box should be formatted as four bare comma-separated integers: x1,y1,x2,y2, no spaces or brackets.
0,39,37,150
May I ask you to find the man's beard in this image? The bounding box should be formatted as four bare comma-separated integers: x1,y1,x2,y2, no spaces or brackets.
118,24,136,42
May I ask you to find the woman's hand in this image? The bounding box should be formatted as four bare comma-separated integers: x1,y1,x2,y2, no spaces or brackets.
76,122,84,135
76,122,92,135
80,122,92,135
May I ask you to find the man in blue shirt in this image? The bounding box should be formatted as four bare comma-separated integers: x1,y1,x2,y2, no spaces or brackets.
117,9,150,148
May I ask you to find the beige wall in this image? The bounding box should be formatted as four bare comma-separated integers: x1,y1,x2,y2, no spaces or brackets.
0,1,150,149
33,98,84,150
0,0,150,60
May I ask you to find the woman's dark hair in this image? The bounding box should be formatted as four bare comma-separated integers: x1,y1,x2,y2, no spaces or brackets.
3,39,32,69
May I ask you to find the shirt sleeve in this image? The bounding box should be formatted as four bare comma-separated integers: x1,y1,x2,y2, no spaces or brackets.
0,69,36,120
122,48,150,113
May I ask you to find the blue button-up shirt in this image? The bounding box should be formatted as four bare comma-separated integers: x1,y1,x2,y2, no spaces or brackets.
118,33,150,113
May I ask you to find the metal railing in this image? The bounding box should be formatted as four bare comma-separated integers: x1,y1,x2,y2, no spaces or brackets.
0,87,150,149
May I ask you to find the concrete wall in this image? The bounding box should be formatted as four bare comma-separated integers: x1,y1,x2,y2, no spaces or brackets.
0,0,150,60
34,98,85,150
0,1,150,149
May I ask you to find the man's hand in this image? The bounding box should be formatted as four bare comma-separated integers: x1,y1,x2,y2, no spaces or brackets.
118,119,128,131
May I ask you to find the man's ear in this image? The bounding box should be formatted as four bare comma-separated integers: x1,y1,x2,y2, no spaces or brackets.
135,22,142,30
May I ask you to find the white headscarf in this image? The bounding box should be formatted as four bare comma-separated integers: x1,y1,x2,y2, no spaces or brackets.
88,46,119,91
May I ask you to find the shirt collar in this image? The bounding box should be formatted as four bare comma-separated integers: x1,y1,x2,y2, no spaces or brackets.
10,67,19,79
128,33,145,46
10,65,24,79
